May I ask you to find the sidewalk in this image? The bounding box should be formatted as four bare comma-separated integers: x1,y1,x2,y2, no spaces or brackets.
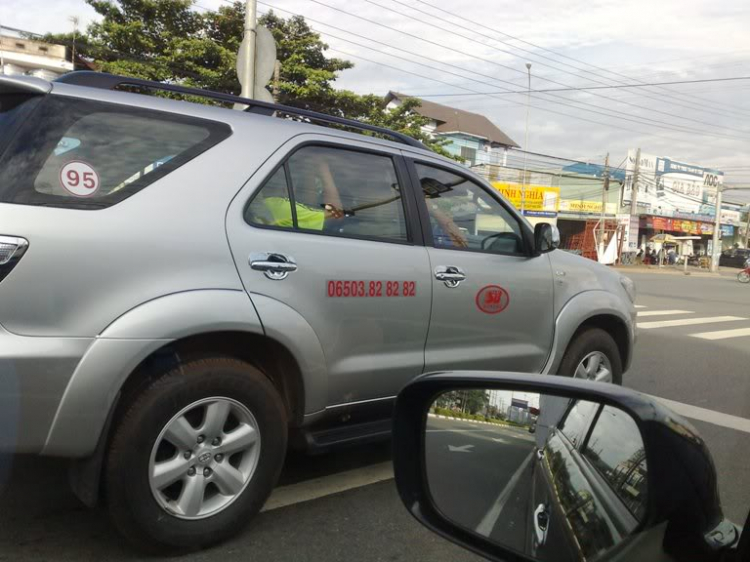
612,263,738,277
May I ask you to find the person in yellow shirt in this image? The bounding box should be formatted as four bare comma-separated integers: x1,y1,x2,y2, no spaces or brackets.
262,157,344,230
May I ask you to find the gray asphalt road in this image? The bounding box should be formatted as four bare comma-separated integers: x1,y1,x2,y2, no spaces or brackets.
424,417,535,535
1,270,749,560
621,271,750,523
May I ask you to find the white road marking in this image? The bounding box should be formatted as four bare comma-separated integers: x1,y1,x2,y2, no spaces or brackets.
690,327,750,341
638,316,746,329
637,310,693,317
475,451,534,537
448,444,474,453
262,461,393,512
652,396,750,435
634,305,647,309
491,438,508,444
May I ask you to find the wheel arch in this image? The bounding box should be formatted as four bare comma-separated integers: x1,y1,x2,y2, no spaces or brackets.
544,290,636,375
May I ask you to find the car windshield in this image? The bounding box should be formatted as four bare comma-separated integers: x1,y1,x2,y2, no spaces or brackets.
1,0,749,560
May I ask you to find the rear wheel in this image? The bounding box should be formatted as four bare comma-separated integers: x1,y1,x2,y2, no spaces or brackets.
557,327,622,385
105,357,287,553
738,271,750,284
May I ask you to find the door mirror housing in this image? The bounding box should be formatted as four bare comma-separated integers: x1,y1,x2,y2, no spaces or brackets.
393,372,741,562
534,223,560,254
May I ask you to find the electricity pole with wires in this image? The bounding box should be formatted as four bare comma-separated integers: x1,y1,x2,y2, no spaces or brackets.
520,62,532,215
598,153,610,261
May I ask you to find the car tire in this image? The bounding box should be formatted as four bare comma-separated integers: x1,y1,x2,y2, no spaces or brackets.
104,356,287,553
557,327,622,385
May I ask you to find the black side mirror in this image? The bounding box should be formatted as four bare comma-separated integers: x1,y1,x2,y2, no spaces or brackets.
392,372,742,562
534,223,560,254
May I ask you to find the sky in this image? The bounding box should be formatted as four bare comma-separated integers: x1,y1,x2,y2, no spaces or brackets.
3,0,750,202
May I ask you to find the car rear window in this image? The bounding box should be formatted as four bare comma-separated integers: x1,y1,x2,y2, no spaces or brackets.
0,94,231,209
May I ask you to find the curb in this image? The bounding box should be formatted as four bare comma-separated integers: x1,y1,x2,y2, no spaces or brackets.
613,265,726,278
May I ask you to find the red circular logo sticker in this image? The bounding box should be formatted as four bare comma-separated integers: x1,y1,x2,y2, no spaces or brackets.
476,285,510,314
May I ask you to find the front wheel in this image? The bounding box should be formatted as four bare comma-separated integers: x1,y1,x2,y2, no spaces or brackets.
738,270,750,284
105,357,287,553
557,327,623,385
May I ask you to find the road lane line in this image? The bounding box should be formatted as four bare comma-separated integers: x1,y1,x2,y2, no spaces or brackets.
652,396,750,434
634,305,647,309
475,451,534,537
690,327,750,341
637,310,692,317
261,461,393,512
638,316,745,329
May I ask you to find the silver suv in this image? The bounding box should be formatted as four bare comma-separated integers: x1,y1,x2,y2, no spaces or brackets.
0,72,636,551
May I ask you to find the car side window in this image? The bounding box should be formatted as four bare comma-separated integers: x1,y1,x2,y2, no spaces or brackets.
558,399,599,447
583,406,648,521
245,145,409,243
413,163,524,254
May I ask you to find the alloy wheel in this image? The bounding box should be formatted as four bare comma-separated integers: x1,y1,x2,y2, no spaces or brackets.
148,397,261,520
573,351,613,383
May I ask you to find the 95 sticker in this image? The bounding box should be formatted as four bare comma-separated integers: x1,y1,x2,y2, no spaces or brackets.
60,160,100,197
327,280,416,298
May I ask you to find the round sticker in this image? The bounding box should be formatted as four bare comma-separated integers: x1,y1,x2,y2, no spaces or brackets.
476,285,510,314
59,161,100,197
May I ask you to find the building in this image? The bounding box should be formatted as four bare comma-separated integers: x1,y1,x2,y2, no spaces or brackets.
384,92,518,166
0,32,73,79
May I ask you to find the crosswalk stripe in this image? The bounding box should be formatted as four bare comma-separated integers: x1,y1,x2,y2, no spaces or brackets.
634,305,647,309
690,327,750,341
637,310,692,317
638,316,746,329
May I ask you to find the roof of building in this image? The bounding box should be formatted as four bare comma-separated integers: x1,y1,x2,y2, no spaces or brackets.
386,91,519,148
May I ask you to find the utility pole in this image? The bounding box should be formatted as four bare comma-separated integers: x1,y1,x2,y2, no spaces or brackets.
710,185,723,272
520,62,532,215
745,205,750,248
628,149,641,256
599,153,610,261
239,0,258,99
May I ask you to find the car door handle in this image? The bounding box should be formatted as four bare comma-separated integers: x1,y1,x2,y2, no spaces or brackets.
434,266,466,288
249,252,297,280
533,503,550,546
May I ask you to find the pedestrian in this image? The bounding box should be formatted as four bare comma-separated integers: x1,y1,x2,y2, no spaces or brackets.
636,248,644,265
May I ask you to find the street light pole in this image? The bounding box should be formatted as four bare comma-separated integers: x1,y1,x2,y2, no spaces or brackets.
520,63,532,215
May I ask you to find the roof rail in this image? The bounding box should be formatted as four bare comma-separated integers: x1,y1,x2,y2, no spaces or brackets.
55,71,426,149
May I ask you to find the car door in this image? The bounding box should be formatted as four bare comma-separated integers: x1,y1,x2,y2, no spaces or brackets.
531,399,606,562
226,138,432,408
406,156,555,373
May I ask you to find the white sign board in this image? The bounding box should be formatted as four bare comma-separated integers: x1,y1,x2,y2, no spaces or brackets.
622,150,724,215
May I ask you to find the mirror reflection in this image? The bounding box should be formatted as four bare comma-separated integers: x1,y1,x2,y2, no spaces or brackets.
426,389,648,562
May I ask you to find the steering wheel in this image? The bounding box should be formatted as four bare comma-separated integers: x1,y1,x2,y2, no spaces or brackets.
481,232,522,253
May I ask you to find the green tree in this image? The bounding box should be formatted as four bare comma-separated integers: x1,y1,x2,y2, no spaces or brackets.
45,0,455,157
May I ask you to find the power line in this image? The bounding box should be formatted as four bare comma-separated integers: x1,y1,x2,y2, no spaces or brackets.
410,76,750,96
407,0,750,120
324,44,750,142
354,0,750,133
301,0,750,140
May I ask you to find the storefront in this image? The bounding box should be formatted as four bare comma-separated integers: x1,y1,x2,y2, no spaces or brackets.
638,215,735,256
490,182,560,227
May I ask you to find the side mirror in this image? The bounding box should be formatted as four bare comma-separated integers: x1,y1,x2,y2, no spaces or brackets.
534,223,560,254
393,373,741,562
